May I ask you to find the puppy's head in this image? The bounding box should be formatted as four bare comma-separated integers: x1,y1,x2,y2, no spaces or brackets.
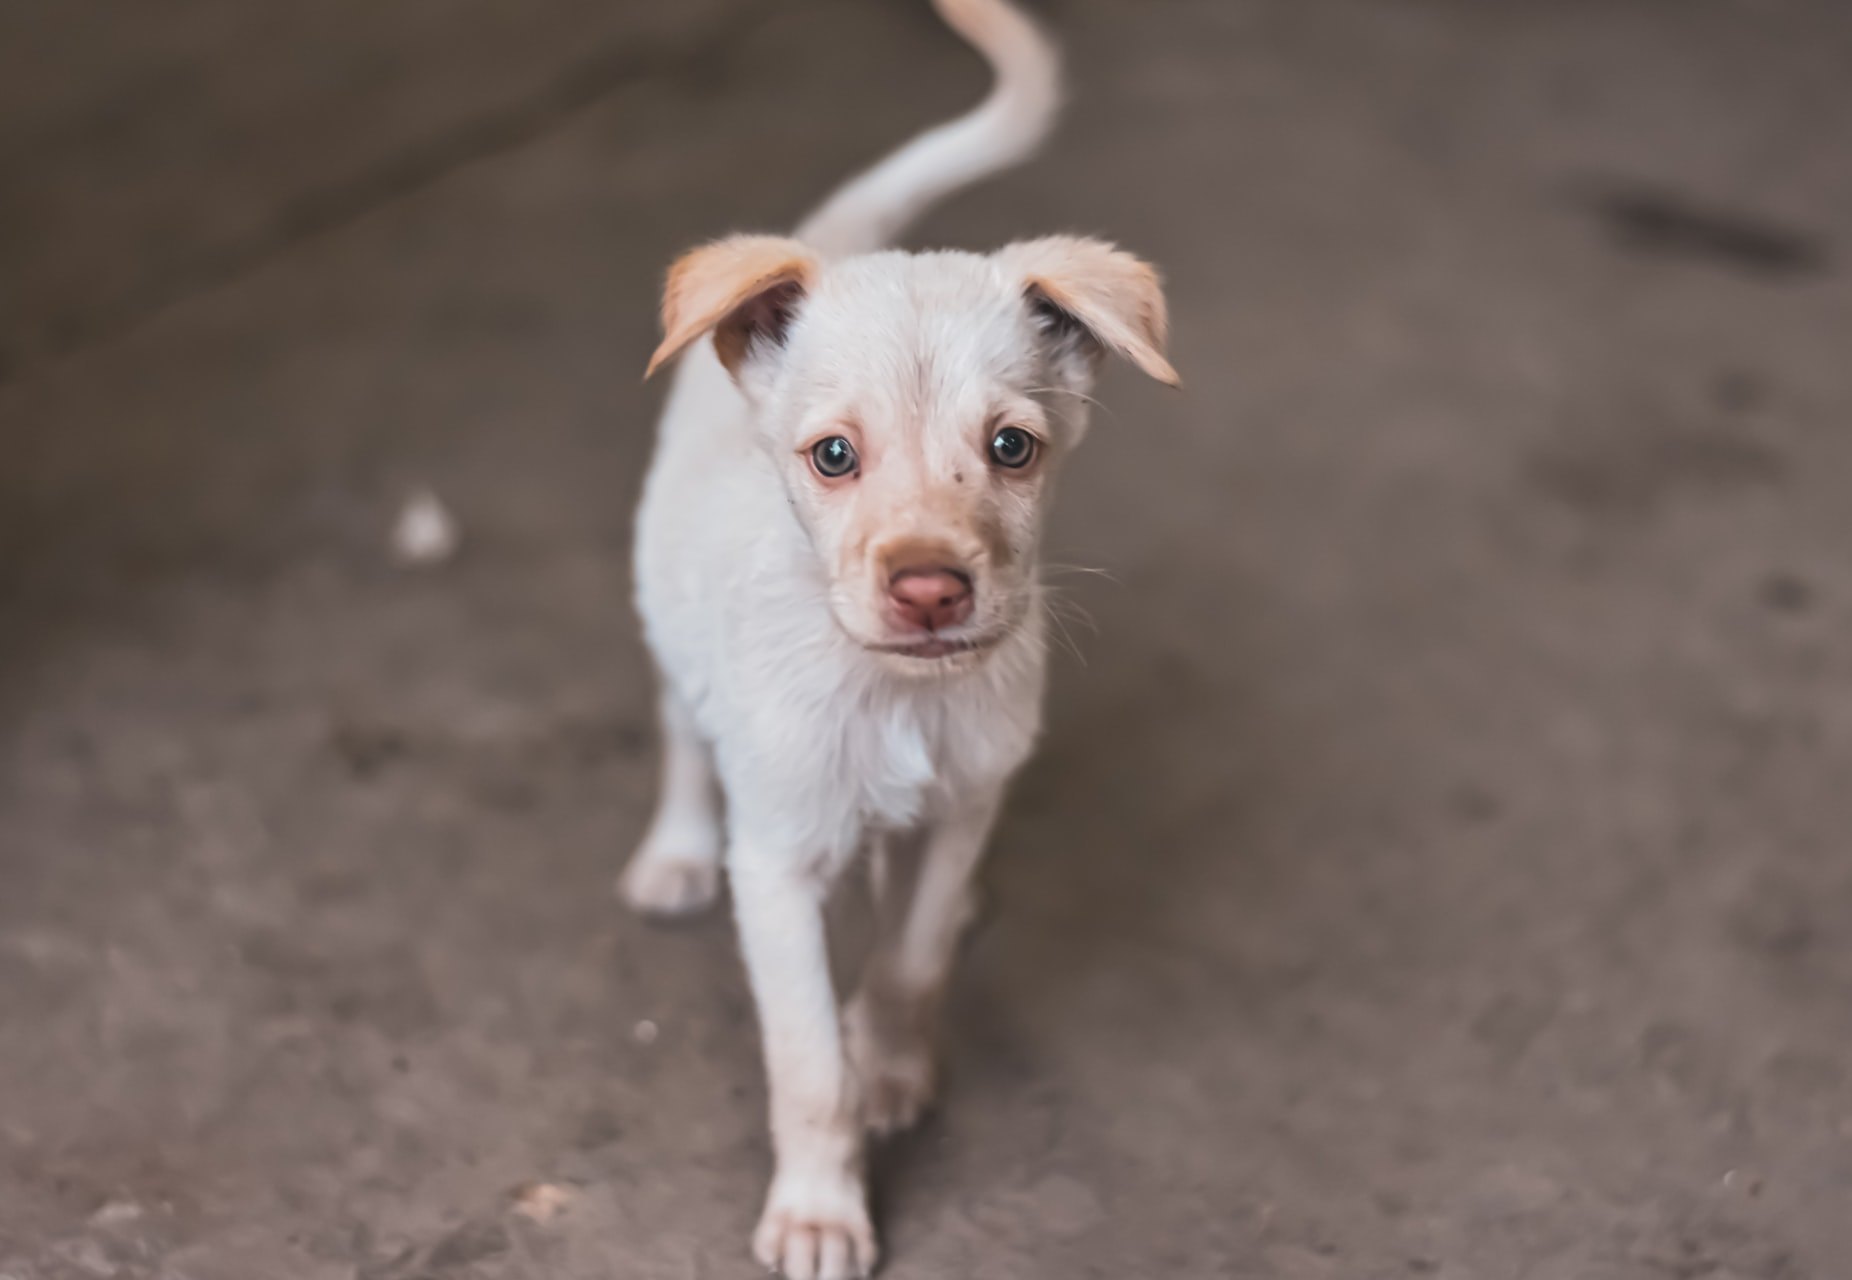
647,234,1177,670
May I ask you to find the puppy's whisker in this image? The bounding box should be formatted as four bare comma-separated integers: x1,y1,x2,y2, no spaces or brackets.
1044,593,1099,636
1038,596,1090,667
1026,385,1113,418
1041,562,1121,585
1038,577,1102,627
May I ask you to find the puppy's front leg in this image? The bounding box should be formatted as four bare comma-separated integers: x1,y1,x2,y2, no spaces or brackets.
730,851,874,1280
847,786,1003,1136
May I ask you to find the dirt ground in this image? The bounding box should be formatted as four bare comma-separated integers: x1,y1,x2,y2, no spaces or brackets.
4,1,1851,1276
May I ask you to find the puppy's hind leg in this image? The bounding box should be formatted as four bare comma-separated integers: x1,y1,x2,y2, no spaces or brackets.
620,690,723,918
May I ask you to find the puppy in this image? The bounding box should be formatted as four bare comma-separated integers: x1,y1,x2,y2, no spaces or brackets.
624,1,1176,1274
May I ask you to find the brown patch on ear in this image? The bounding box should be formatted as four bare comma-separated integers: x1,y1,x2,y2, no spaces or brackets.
998,236,1180,387
645,235,820,380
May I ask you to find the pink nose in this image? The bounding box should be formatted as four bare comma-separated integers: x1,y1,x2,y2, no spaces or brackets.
888,566,974,633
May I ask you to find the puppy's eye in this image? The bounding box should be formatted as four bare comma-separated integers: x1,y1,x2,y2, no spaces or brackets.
989,426,1038,470
810,436,859,479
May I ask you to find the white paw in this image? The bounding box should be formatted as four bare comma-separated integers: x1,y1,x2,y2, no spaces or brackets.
619,854,721,918
846,997,936,1137
753,1171,877,1280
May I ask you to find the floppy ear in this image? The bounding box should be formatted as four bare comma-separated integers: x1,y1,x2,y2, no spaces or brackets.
645,235,821,380
996,236,1180,387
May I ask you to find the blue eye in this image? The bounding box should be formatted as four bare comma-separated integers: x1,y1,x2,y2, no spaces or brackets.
810,436,859,478
989,426,1038,469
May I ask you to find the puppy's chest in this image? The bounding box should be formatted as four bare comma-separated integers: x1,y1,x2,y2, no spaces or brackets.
831,692,1012,830
840,700,955,828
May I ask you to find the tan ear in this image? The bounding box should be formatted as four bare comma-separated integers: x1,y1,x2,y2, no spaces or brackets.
997,236,1179,387
645,235,821,380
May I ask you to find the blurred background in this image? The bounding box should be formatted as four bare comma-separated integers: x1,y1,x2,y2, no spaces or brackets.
2,1,1850,1276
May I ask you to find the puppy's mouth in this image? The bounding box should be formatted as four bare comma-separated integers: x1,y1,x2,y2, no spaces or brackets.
866,631,1002,662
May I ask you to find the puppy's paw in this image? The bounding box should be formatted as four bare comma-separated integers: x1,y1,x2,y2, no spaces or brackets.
846,995,936,1137
618,854,721,918
859,1054,935,1138
753,1171,877,1279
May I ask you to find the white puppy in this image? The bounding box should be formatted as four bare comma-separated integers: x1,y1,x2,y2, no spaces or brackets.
624,1,1176,1275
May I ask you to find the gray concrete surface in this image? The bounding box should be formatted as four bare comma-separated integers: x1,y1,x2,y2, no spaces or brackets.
3,1,1851,1276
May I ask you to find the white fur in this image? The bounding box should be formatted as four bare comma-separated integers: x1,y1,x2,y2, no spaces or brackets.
621,4,1173,1276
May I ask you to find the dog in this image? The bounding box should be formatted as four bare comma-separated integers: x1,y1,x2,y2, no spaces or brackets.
623,1,1176,1274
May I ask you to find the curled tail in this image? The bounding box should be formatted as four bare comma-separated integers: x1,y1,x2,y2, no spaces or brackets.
796,0,1062,258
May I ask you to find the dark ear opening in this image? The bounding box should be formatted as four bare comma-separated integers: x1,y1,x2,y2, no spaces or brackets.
646,235,819,380
995,236,1180,387
1027,285,1106,371
714,278,808,377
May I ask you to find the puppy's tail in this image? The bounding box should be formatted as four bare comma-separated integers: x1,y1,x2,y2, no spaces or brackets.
796,0,1061,257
